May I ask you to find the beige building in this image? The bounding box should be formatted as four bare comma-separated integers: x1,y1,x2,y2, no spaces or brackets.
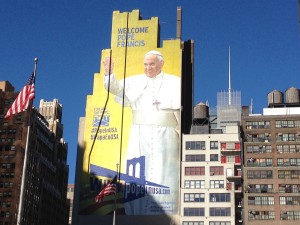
242,87,300,224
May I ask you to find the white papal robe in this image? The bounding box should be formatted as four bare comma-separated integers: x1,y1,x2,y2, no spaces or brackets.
104,72,180,215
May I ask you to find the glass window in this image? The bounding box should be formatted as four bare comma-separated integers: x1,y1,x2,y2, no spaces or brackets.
210,154,218,161
210,141,218,149
210,180,224,189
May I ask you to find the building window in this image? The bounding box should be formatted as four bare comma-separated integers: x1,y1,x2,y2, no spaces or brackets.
249,211,275,220
247,184,273,193
186,154,205,162
247,158,272,167
248,196,274,205
246,121,270,129
209,193,230,202
210,166,223,175
277,144,300,153
209,207,231,217
210,154,218,162
186,141,205,150
184,193,205,202
247,145,272,153
247,170,272,179
279,184,300,193
278,170,300,179
277,158,300,166
184,208,205,217
280,211,300,220
210,141,218,150
184,180,205,189
185,167,205,176
277,133,299,142
209,222,231,225
279,196,300,205
210,180,224,189
183,222,204,225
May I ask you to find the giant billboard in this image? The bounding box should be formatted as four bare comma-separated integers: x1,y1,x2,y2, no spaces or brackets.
78,9,182,223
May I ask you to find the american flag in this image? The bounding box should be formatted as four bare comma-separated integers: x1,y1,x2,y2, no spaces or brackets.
95,175,117,203
5,73,35,120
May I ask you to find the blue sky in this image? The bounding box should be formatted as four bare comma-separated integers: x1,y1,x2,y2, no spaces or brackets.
1,0,299,183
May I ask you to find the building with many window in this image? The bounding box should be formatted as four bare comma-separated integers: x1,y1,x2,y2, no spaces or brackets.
242,87,300,224
0,81,69,225
180,89,243,225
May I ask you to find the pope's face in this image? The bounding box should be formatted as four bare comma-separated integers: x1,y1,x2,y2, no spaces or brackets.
143,54,164,78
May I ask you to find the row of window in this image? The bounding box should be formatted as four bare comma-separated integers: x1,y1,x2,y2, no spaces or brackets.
186,141,219,150
246,120,300,129
246,121,270,129
275,120,300,128
0,183,13,188
279,184,300,193
182,222,231,225
248,196,274,205
281,211,300,220
0,201,11,208
184,180,225,189
0,145,15,151
0,163,15,169
277,144,300,153
279,196,300,205
246,133,300,142
184,193,230,202
246,184,273,193
0,139,15,143
247,158,300,167
186,155,240,163
248,210,274,220
0,154,15,160
276,133,300,142
0,173,14,179
278,170,300,179
246,145,272,153
0,192,12,198
184,207,231,217
0,211,10,218
246,134,270,142
246,144,300,154
247,170,300,179
247,170,272,179
247,184,300,193
185,154,218,162
185,167,224,176
248,210,300,220
0,129,16,135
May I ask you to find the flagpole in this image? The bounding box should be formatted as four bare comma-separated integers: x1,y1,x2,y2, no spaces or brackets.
17,58,38,225
112,163,119,225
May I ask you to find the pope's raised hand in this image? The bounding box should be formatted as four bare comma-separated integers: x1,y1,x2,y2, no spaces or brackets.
103,57,114,76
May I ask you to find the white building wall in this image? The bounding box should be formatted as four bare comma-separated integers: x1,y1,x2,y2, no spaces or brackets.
180,125,241,225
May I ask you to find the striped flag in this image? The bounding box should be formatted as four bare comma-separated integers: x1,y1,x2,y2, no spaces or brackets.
5,73,35,120
95,175,117,203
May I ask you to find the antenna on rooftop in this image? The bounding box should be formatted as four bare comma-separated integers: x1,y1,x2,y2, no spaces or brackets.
228,46,232,105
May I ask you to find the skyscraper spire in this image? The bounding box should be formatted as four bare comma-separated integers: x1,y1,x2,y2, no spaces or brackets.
228,46,232,105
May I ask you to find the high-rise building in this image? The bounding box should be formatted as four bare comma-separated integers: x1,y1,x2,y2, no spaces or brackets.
242,87,300,224
0,82,69,225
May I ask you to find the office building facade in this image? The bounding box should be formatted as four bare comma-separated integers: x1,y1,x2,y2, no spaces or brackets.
242,87,300,224
0,82,69,225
